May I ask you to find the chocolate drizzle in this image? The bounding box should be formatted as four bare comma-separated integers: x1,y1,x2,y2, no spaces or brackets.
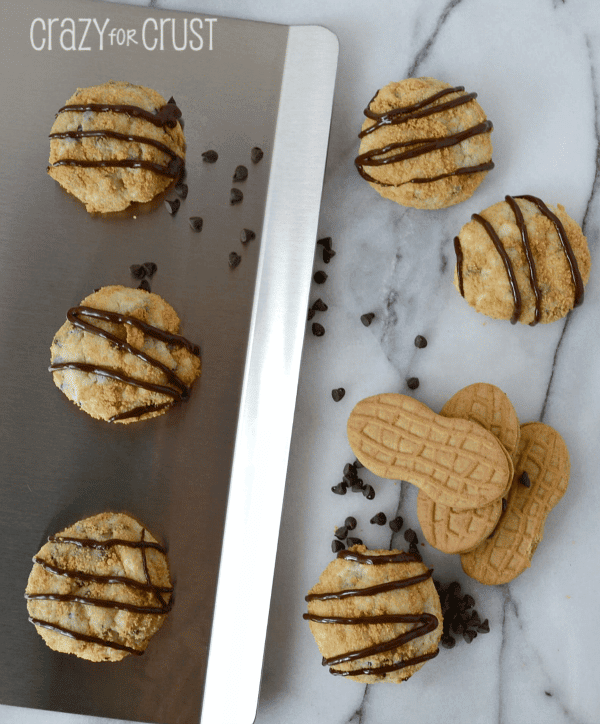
453,194,585,324
304,551,439,678
355,85,493,187
49,305,201,422
26,528,172,656
50,102,184,180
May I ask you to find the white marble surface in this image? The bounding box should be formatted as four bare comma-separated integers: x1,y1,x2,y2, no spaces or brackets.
4,0,600,723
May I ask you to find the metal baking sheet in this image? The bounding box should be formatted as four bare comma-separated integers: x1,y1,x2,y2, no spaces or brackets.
0,2,338,723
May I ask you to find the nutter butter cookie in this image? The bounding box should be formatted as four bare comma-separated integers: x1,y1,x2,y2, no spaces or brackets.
50,285,201,423
453,195,591,324
355,77,493,209
25,512,172,662
48,81,185,213
304,546,442,682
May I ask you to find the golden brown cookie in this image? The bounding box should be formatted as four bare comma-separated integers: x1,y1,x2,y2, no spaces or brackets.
453,195,591,324
347,393,512,509
25,512,172,662
461,422,570,585
304,546,442,682
48,80,185,213
50,285,201,423
355,77,493,209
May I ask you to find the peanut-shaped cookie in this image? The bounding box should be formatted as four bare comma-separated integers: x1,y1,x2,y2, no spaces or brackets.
461,422,570,584
347,393,512,510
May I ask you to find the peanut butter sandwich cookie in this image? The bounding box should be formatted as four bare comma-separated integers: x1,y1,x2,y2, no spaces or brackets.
48,80,185,213
25,512,172,661
50,285,201,423
355,77,494,209
453,195,590,324
304,546,442,682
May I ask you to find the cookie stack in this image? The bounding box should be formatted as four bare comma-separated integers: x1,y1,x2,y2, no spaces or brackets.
347,383,570,585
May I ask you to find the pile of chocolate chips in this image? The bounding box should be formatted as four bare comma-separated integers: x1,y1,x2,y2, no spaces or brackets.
434,580,490,648
331,461,375,500
331,516,362,552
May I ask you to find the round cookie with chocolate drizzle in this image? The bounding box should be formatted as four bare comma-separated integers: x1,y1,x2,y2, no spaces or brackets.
304,546,442,683
453,195,591,324
50,285,201,423
48,80,185,214
25,512,173,662
355,77,494,209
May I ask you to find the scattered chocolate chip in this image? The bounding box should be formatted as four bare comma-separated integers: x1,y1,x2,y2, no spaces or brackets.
519,471,531,488
362,485,375,500
313,271,328,284
351,481,365,493
317,237,332,251
404,529,418,544
463,595,475,610
334,526,348,541
331,540,345,553
414,335,428,348
441,634,456,649
323,248,336,264
228,252,241,269
451,618,465,635
468,611,481,627
311,298,328,312
175,182,188,199
202,150,218,163
142,262,157,278
167,96,176,105
361,312,375,327
353,459,364,469
408,542,421,558
332,388,345,402
137,279,151,292
477,619,490,634
407,377,420,390
463,630,477,644
307,309,316,321
233,165,248,182
502,498,508,511
130,264,145,279
240,228,255,244
76,124,83,132
331,482,347,495
189,216,203,232
370,512,387,525
312,322,325,337
165,198,180,215
343,463,357,479
251,146,264,163
346,537,363,547
345,516,357,531
389,516,404,532
230,188,243,205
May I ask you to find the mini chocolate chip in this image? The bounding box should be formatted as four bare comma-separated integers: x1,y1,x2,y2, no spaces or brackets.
317,237,332,251
189,217,203,232
361,312,375,327
142,262,157,278
441,634,456,649
363,485,375,500
463,630,477,644
130,264,145,279
351,481,365,493
251,146,264,163
404,529,418,544
307,309,316,321
414,335,428,348
233,165,248,182
312,323,325,337
311,298,328,312
323,248,336,264
331,539,345,553
202,150,218,163
520,471,531,488
477,619,490,634
408,543,421,558
167,96,176,105
230,188,243,204
228,252,241,269
463,595,475,610
346,537,363,547
240,228,255,244
451,619,464,635
165,198,180,215
175,182,188,199
502,498,508,511
137,279,151,292
370,512,386,525
389,516,404,532
469,611,481,627
332,388,345,402
76,124,83,132
334,526,348,541
343,463,357,479
353,459,364,469
345,516,357,530
407,377,420,390
331,482,347,495
313,271,328,284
